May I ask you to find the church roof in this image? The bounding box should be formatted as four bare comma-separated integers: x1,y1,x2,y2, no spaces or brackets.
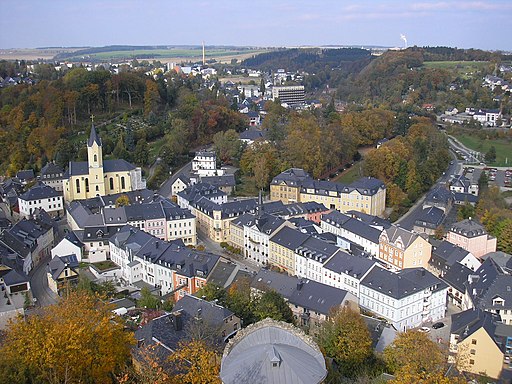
88,123,102,147
67,159,136,176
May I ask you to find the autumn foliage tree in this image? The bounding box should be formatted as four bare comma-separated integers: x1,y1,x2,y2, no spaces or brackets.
317,307,373,377
0,291,134,384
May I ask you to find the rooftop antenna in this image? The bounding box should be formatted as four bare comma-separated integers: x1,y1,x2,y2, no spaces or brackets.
202,41,205,66
400,34,408,49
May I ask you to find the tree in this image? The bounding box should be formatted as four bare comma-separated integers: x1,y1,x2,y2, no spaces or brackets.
457,201,475,221
317,307,373,377
225,277,255,325
138,286,161,309
144,79,161,118
0,291,134,384
253,290,294,323
196,283,227,305
383,330,444,377
116,194,131,207
212,129,243,164
478,171,489,191
167,340,221,384
434,224,445,240
133,138,149,166
484,145,497,163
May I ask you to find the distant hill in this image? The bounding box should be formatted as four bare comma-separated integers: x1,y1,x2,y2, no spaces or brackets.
241,48,372,72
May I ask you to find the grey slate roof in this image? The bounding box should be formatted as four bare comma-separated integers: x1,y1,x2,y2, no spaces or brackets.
173,294,234,325
200,174,236,188
240,129,266,141
414,206,445,228
322,250,376,278
425,186,454,205
47,254,79,281
466,257,512,311
88,123,102,147
220,319,327,384
67,159,135,177
432,240,472,268
346,210,391,229
270,226,309,250
237,212,285,235
40,162,64,180
271,168,311,187
19,183,61,201
453,192,479,204
383,225,418,248
441,262,473,293
450,308,501,346
343,218,382,243
450,219,488,238
361,267,446,300
295,236,340,263
2,268,28,286
16,169,35,182
322,210,351,227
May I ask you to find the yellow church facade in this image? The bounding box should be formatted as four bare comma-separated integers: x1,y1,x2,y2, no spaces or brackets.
63,124,145,202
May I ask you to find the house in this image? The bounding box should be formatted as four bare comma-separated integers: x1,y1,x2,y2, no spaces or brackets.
63,123,145,202
472,109,502,127
360,267,448,331
173,294,240,341
177,182,227,210
0,215,54,274
0,259,30,296
220,318,327,384
134,297,239,362
442,263,473,307
200,174,236,195
450,175,478,196
453,192,479,206
429,240,481,277
447,219,496,259
16,169,35,185
18,183,64,219
413,207,445,235
271,85,305,107
170,174,190,198
321,250,376,296
450,309,511,380
233,197,288,266
245,111,261,126
295,236,341,282
191,151,222,177
46,254,79,295
321,212,381,256
268,226,309,275
190,197,256,243
40,162,65,192
239,128,267,145
378,225,432,270
109,225,219,300
270,168,311,204
464,256,512,325
251,269,358,335
51,231,84,262
423,186,454,213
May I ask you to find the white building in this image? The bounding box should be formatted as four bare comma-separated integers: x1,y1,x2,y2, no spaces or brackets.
360,267,448,331
18,184,63,218
294,237,340,282
192,151,223,177
51,232,84,262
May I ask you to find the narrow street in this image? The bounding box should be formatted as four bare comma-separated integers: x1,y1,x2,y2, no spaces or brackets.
29,254,58,307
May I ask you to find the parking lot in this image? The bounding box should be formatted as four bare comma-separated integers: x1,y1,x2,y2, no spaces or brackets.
464,167,512,188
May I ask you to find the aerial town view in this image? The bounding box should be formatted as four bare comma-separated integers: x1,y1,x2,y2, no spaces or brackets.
1,1,512,383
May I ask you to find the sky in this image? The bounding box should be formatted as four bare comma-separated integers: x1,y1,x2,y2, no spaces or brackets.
1,0,511,51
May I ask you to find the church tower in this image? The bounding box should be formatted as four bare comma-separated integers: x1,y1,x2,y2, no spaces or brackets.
87,122,105,196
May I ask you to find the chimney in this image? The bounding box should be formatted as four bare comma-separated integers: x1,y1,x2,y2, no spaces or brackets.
172,311,183,331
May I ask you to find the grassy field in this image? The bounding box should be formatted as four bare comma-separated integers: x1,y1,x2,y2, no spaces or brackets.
423,61,490,79
452,133,512,166
64,48,267,62
333,162,365,183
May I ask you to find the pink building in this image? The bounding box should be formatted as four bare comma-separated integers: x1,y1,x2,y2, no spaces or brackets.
447,219,496,259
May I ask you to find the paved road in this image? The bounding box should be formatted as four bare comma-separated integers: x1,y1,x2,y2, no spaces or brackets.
30,254,58,307
157,161,192,198
395,150,461,230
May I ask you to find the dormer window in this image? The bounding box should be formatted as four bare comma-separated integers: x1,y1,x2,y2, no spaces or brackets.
493,297,505,306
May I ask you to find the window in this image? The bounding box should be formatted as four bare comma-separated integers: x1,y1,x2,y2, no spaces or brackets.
470,349,476,355
76,179,80,193
109,177,114,190
469,359,475,365
94,154,97,162
471,339,477,345
85,178,89,193
121,176,126,189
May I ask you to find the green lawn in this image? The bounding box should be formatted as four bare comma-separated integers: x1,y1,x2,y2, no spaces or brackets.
452,133,512,167
92,260,118,271
333,162,364,183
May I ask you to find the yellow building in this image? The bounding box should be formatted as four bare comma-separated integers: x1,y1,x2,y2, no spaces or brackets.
269,226,309,275
270,169,386,217
450,309,511,380
63,124,145,202
378,225,432,270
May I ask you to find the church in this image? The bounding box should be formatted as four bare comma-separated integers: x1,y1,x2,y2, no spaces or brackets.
63,124,145,202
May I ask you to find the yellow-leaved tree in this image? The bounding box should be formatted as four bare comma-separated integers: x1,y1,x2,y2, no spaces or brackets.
0,291,135,384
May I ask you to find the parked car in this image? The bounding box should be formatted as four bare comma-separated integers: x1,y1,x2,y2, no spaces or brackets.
419,326,431,333
432,322,445,329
